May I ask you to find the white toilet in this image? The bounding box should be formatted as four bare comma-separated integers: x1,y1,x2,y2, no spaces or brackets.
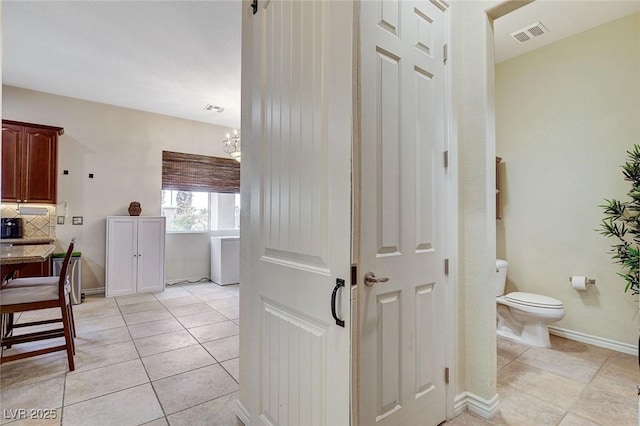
495,259,565,348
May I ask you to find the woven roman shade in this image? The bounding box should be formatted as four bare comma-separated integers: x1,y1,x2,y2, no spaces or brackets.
162,151,240,193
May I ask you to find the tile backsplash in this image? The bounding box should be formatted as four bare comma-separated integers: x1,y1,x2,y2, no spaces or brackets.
1,204,57,238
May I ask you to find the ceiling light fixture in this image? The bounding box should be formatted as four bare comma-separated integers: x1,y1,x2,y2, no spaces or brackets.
223,130,241,163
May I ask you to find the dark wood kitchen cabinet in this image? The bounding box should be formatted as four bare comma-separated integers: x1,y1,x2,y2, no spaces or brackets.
1,258,51,280
2,120,63,204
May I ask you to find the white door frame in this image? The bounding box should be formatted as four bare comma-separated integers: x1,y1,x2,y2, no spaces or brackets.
442,7,458,421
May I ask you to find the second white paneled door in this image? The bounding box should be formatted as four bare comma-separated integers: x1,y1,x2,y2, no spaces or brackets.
358,0,449,425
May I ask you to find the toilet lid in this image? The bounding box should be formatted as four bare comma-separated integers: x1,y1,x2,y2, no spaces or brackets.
505,292,563,308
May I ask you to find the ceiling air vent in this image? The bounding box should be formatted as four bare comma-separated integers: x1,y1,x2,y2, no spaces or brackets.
510,21,549,43
204,104,225,113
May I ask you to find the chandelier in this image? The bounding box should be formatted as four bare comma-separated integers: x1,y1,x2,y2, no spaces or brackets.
223,130,241,162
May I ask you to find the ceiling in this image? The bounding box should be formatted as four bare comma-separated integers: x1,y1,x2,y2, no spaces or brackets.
2,0,242,129
2,1,638,128
494,1,640,63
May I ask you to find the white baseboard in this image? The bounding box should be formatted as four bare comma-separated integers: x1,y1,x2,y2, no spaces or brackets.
236,399,250,425
82,287,105,296
453,392,500,420
452,392,468,417
548,326,637,356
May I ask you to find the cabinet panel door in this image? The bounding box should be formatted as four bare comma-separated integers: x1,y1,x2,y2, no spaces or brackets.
1,124,23,202
15,259,51,278
106,218,138,297
136,217,165,293
22,127,57,203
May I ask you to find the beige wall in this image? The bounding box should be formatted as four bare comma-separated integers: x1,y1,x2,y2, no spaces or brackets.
451,0,500,408
2,85,238,290
496,13,640,345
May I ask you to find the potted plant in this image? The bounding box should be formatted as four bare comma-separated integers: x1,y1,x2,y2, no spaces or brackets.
598,144,640,296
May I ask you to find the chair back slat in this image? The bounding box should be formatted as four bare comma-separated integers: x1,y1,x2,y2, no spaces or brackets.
57,238,76,295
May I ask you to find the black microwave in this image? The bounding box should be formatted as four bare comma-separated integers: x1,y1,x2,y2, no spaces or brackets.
0,218,24,239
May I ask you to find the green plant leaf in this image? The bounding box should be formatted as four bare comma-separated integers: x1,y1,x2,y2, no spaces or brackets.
599,144,640,296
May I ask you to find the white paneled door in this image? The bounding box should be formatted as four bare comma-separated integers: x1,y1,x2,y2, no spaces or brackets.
244,1,353,425
358,0,449,425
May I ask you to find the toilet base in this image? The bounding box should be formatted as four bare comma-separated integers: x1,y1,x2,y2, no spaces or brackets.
496,303,555,348
496,323,551,348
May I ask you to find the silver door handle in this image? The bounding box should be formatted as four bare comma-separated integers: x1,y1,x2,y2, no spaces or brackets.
364,272,389,286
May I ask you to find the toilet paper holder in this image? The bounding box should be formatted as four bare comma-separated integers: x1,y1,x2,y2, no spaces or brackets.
569,276,596,286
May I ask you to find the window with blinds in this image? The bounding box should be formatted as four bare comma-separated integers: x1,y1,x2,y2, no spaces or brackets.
161,151,240,232
162,150,240,193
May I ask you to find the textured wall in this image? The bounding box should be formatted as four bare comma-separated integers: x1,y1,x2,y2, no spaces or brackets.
451,0,500,406
2,85,237,290
496,13,640,346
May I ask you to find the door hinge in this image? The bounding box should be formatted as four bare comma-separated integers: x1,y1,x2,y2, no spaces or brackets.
251,0,258,14
443,44,448,65
351,264,358,286
444,150,449,168
445,367,450,384
444,258,449,276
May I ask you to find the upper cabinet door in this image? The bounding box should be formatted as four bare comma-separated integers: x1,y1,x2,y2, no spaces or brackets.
22,126,58,203
1,123,23,202
1,120,61,204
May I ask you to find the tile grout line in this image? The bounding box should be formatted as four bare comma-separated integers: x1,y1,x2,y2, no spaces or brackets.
164,388,239,420
142,319,170,425
3,284,240,425
561,350,613,423
146,287,238,407
119,291,168,423
148,284,240,420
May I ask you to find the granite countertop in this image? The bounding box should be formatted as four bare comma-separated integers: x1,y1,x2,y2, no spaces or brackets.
0,237,56,245
0,244,55,265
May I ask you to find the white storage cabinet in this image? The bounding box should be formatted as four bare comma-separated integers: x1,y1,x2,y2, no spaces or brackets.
106,216,166,297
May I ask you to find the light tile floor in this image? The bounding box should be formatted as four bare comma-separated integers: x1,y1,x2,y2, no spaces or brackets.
0,282,242,426
447,335,640,425
2,282,638,425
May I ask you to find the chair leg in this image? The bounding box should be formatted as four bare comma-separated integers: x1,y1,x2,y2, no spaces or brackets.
67,303,75,355
59,302,75,371
0,314,5,359
2,313,14,349
68,301,77,338
64,292,76,354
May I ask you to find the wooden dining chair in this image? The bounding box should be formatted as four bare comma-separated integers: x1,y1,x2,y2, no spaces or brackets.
3,239,78,340
0,240,76,370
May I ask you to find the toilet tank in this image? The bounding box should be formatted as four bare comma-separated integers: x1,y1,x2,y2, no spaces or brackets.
495,259,508,296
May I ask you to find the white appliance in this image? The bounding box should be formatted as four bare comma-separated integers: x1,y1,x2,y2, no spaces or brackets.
53,254,82,305
210,236,239,285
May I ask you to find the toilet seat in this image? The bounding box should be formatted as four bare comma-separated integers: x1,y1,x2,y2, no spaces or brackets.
505,292,563,309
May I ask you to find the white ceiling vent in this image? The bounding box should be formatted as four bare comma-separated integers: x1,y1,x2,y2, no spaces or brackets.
204,104,225,113
510,21,549,43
